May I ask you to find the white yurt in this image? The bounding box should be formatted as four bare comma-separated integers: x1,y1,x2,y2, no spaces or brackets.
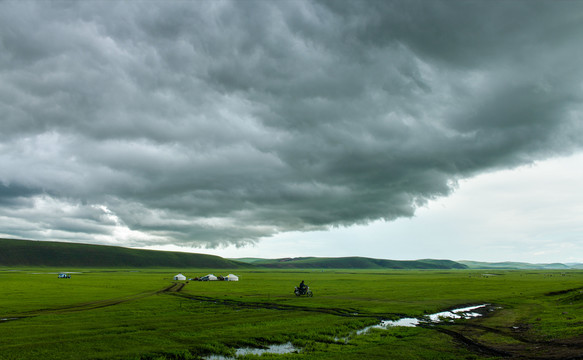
225,274,239,281
205,274,218,281
174,273,186,281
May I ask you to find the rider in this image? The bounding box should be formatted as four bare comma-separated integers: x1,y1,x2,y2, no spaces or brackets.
299,280,306,292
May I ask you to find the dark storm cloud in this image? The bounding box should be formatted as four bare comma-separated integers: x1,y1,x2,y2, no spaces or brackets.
1,0,582,247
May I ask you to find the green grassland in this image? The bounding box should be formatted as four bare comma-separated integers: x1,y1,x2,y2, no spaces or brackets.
1,268,582,359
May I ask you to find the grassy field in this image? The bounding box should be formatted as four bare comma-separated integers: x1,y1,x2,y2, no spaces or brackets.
1,268,582,359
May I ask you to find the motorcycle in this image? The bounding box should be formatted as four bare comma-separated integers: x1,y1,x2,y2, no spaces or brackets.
294,286,313,297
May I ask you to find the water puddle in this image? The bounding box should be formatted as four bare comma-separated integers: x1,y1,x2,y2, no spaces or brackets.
0,318,20,323
426,304,488,322
205,305,495,356
205,342,299,359
355,304,491,335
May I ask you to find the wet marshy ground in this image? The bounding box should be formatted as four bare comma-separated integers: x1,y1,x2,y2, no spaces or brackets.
204,304,496,359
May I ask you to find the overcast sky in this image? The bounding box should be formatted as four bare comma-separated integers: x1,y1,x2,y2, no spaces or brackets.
1,1,582,263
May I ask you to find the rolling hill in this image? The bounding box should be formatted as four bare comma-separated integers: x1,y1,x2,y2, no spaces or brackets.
3,238,578,270
233,256,469,269
0,238,251,268
0,239,468,269
458,260,577,270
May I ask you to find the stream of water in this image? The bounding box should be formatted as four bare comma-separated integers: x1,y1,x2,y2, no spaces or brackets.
205,342,298,360
205,304,494,358
356,304,490,335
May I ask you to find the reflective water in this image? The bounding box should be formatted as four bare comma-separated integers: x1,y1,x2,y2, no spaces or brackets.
205,305,494,357
355,304,490,335
426,304,487,322
205,342,298,360
0,318,19,323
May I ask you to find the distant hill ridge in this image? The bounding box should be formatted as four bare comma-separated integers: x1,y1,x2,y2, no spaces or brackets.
0,238,250,268
2,238,579,269
233,256,468,269
458,260,581,270
1,239,467,269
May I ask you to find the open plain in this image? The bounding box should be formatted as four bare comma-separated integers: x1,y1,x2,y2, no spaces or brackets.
1,268,582,359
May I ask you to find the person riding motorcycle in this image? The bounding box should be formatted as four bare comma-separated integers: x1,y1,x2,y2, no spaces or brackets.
299,280,306,292
294,280,313,296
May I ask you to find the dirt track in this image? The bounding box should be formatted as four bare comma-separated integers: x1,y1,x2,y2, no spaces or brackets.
1,282,184,321
423,319,583,360
431,323,583,359
170,292,405,319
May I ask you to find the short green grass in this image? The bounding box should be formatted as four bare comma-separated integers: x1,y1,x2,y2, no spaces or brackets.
0,268,581,359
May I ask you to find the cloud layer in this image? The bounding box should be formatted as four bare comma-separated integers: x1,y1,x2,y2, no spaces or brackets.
1,0,582,248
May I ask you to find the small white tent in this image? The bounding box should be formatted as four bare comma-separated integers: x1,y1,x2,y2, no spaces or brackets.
205,274,218,281
225,274,239,281
174,273,186,281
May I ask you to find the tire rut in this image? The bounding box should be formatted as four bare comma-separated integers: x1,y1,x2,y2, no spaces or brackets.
427,323,583,359
170,292,403,319
430,326,513,357
1,282,184,321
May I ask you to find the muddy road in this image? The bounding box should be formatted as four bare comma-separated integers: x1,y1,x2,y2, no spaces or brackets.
431,322,583,359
